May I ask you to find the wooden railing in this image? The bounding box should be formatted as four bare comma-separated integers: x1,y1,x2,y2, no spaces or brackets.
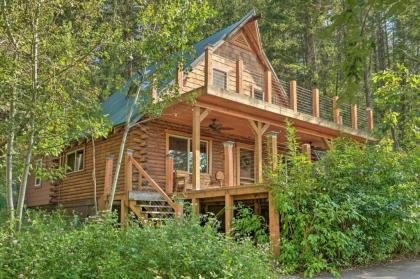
126,150,183,217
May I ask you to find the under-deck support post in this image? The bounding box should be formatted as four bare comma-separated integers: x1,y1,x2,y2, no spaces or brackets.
265,70,272,103
166,154,174,194
289,80,297,112
205,46,213,87
269,192,280,256
312,88,320,117
192,106,201,190
367,107,374,132
351,104,358,129
301,143,311,161
225,194,234,235
191,198,200,215
223,141,235,187
236,58,243,94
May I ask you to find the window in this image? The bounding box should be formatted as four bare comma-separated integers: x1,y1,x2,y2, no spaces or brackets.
239,148,255,185
66,149,84,173
213,69,227,89
168,135,208,173
34,159,42,187
253,89,264,101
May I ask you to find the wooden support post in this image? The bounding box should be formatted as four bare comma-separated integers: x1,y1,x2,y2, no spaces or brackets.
266,131,278,170
269,192,280,256
192,106,201,190
265,70,272,104
191,198,200,215
100,155,114,211
205,46,213,87
176,63,183,93
367,107,374,132
223,141,235,187
312,88,320,117
125,149,133,192
351,104,358,129
236,58,243,94
166,153,174,194
333,96,341,124
289,80,297,112
248,120,270,184
120,199,127,225
301,143,311,161
225,194,234,235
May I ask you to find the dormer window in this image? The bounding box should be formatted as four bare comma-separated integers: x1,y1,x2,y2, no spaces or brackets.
213,69,227,89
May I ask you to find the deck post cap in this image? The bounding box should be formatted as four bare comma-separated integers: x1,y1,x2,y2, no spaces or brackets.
127,149,134,155
223,141,235,148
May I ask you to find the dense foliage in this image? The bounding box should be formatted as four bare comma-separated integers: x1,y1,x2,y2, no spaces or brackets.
268,123,419,277
0,212,275,279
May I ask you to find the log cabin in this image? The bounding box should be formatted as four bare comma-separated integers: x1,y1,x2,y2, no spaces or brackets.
26,10,374,255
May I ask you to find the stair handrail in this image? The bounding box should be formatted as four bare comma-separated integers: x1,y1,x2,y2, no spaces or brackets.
129,156,182,216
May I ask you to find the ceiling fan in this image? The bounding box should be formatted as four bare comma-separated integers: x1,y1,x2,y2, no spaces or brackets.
208,119,234,133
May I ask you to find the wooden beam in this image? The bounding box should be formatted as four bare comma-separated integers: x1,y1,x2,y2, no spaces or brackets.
192,106,201,190
351,104,358,129
225,194,234,235
99,155,113,211
166,154,174,194
182,184,268,199
367,107,374,132
289,80,297,112
199,108,209,122
312,88,319,117
205,46,213,87
322,137,331,150
223,141,235,187
301,143,311,161
125,149,133,192
191,197,200,215
269,192,280,256
264,70,272,103
236,58,243,94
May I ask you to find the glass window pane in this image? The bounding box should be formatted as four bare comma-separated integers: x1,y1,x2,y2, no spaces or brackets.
169,136,188,171
35,160,42,186
76,150,84,171
239,149,254,184
66,152,75,172
200,141,208,173
213,69,227,89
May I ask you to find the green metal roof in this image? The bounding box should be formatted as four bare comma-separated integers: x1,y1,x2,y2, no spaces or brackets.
101,10,256,127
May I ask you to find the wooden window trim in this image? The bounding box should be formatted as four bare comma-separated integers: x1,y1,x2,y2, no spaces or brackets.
65,147,85,174
34,159,42,187
212,68,228,90
166,132,212,175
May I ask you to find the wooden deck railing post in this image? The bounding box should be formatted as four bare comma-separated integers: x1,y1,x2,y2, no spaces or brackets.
269,192,280,256
191,197,200,215
312,88,320,117
125,149,133,192
351,104,358,129
264,70,272,104
223,141,235,187
266,131,278,170
225,194,234,235
289,80,297,112
192,106,201,190
301,143,311,161
204,45,213,87
367,107,374,132
99,155,114,211
333,96,341,124
166,153,174,194
236,58,243,94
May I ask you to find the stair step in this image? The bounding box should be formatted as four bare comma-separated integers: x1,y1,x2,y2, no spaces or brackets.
142,211,174,215
129,191,165,202
138,204,173,209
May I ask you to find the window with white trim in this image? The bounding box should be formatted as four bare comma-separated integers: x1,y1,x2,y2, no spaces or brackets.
66,149,84,173
168,135,208,173
213,69,227,89
34,159,42,187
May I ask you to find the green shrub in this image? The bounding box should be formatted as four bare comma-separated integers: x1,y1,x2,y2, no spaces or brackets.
0,210,275,279
267,122,419,277
232,203,269,244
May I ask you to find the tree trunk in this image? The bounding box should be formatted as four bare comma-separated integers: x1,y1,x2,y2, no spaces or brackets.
16,3,38,230
107,83,142,210
5,100,15,224
92,136,98,215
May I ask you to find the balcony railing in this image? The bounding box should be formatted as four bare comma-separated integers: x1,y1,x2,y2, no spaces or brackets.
198,46,374,133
